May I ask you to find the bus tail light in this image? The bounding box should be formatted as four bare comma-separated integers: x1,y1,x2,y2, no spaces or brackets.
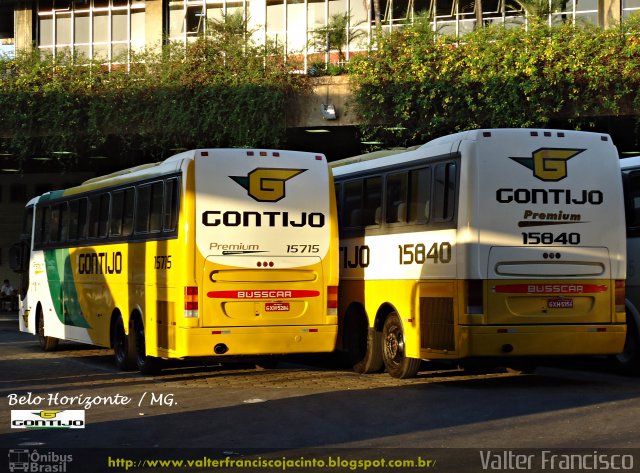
327,286,338,316
466,280,484,314
185,286,199,318
615,280,625,313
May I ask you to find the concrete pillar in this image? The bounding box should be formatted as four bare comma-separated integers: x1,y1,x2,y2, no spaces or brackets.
14,0,33,53
600,0,621,28
145,0,164,53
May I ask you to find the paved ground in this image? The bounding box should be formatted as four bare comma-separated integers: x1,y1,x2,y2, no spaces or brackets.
1,313,640,472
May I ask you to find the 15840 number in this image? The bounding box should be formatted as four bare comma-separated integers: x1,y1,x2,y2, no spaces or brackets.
521,232,580,245
398,242,452,265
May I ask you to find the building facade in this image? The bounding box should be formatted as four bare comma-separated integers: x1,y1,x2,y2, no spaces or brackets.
1,0,639,70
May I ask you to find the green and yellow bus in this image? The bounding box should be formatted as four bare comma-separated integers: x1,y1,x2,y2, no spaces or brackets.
15,149,339,373
332,129,627,378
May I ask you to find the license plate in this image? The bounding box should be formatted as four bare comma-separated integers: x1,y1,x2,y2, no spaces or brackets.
265,302,290,312
548,298,573,309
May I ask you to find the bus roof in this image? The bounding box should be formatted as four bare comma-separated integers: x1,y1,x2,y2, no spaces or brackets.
331,129,614,177
620,155,640,169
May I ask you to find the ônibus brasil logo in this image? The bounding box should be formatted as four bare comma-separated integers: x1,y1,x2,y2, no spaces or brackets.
230,168,306,202
510,148,585,182
11,410,85,429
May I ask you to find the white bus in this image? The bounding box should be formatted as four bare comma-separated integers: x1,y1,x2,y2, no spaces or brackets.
332,128,627,378
12,148,339,373
618,156,640,372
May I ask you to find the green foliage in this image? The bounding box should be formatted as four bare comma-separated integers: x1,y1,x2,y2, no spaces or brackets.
350,16,640,146
0,13,308,169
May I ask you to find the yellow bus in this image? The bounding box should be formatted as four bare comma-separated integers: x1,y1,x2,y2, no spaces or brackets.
331,129,627,378
14,149,339,373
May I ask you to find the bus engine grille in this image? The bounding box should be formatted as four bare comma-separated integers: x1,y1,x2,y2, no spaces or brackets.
420,297,455,351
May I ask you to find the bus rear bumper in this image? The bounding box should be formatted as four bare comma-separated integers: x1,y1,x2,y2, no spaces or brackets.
170,325,338,358
456,324,627,358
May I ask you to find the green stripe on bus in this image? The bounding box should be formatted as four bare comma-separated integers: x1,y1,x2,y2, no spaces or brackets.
44,249,91,328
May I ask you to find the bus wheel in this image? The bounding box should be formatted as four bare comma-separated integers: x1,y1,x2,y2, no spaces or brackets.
382,312,421,379
345,312,383,374
132,318,162,375
616,314,640,374
113,316,136,371
37,308,58,352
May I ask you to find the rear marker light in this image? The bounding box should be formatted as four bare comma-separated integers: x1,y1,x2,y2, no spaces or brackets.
482,131,491,137
315,155,323,160
212,330,231,335
201,151,209,156
466,280,484,314
303,328,319,333
531,131,539,136
247,151,255,156
184,286,199,318
615,280,625,312
327,286,338,315
273,152,280,157
260,151,267,156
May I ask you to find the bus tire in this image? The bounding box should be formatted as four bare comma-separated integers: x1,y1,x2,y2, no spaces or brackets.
113,316,136,371
37,307,58,352
382,312,421,379
345,312,383,374
132,318,162,375
616,313,640,374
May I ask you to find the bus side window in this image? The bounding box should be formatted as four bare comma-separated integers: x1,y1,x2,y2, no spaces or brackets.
49,205,61,243
363,176,382,227
386,172,408,224
135,184,152,234
433,162,457,223
89,193,110,238
49,203,69,244
408,167,431,223
110,190,125,237
110,188,134,238
149,182,164,233
334,183,342,225
59,202,69,243
68,200,79,241
34,206,45,247
624,172,640,236
77,198,88,240
122,188,135,236
163,178,179,232
343,180,363,228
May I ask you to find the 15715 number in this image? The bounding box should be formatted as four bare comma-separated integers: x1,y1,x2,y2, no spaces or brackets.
154,255,172,269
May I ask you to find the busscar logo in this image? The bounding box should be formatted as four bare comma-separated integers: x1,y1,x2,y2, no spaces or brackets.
230,168,306,202
510,148,585,182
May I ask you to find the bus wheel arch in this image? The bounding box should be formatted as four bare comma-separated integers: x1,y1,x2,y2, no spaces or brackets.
617,303,640,374
343,302,383,374
36,303,58,352
130,310,162,375
111,309,136,371
381,310,421,379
